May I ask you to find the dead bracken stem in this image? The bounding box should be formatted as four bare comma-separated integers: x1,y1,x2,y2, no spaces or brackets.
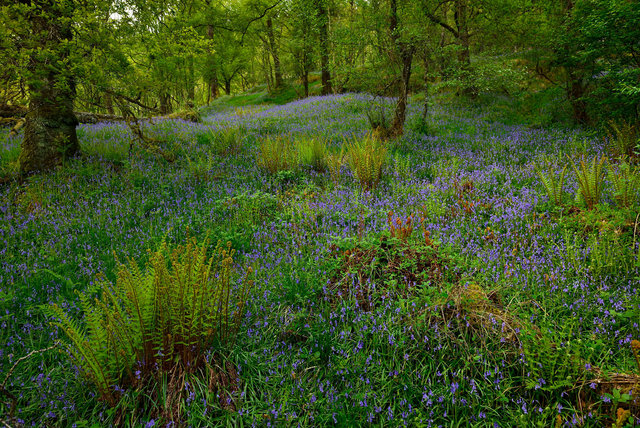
0,341,60,417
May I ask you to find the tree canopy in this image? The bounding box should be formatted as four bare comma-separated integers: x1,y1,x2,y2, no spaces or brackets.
1,0,639,172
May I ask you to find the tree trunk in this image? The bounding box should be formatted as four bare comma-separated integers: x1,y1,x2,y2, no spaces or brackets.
390,47,414,137
567,73,589,124
19,0,79,175
159,92,172,115
266,16,283,90
303,70,309,98
316,0,332,95
454,0,474,97
224,79,231,95
104,91,115,115
187,57,195,106
421,54,429,123
206,24,219,102
388,0,414,138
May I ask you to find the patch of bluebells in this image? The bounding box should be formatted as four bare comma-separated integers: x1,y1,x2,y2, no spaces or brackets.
0,94,635,426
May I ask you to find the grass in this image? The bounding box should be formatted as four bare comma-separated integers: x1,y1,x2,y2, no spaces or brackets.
1,92,640,427
200,75,324,116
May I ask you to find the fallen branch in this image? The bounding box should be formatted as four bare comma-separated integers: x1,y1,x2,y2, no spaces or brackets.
1,110,200,130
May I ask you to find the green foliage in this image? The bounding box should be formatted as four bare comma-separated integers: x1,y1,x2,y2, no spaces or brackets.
196,127,244,157
565,0,640,123
568,155,606,209
557,204,638,278
42,236,253,405
609,159,640,208
607,120,640,162
534,156,567,206
429,155,462,182
211,191,281,252
296,136,329,173
346,134,388,190
587,228,635,278
185,150,217,182
364,104,390,133
392,153,411,181
257,136,299,174
521,328,587,393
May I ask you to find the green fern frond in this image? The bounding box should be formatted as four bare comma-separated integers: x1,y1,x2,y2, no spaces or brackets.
42,235,254,405
568,154,606,210
346,134,388,190
534,156,567,206
609,158,640,208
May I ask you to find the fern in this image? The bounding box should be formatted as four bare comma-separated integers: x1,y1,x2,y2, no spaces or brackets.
326,148,345,186
608,120,639,161
346,134,388,190
609,158,640,208
297,137,329,173
568,154,607,210
42,236,253,406
257,136,298,174
534,156,567,206
393,153,411,181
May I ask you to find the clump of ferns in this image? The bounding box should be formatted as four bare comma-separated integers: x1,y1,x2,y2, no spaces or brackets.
346,133,388,191
257,135,298,174
42,236,253,408
297,136,329,173
609,157,640,208
326,148,345,186
568,154,607,210
607,119,639,163
534,155,567,207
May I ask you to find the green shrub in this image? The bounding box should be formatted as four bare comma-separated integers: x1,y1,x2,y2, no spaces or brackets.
346,134,388,190
297,136,329,173
257,136,298,174
43,236,253,406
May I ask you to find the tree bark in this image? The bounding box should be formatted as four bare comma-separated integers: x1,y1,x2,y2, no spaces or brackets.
567,72,589,124
266,16,283,90
19,0,79,175
302,69,309,98
159,92,172,115
316,0,332,95
421,53,430,123
390,47,414,137
206,24,219,102
104,91,115,115
388,0,414,138
454,0,475,96
187,57,195,105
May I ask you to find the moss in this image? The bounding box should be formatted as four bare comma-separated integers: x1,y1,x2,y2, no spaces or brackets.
19,106,79,174
162,109,201,123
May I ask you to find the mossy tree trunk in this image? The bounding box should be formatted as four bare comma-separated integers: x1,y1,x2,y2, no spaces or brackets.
388,0,414,139
206,24,220,102
266,16,283,90
316,0,332,95
19,0,79,175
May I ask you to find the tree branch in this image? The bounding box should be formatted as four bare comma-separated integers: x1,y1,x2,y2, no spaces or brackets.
425,12,459,38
